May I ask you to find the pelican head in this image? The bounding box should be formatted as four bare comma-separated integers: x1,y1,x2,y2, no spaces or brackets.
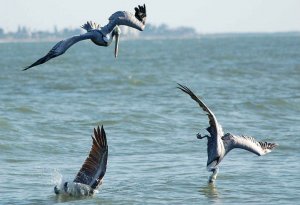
208,167,219,183
114,26,121,58
54,182,69,195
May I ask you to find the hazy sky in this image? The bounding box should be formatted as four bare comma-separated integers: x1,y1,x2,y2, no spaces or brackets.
0,0,299,33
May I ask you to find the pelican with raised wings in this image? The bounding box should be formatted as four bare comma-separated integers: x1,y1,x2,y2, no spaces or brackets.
177,84,277,183
54,125,108,196
24,4,146,70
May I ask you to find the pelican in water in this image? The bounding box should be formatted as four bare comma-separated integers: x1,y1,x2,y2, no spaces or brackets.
54,125,108,196
177,84,277,183
24,4,146,70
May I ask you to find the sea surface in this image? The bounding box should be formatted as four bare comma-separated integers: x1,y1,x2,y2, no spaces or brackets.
0,33,300,205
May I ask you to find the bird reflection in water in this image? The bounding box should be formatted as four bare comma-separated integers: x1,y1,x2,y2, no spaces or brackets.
199,183,219,202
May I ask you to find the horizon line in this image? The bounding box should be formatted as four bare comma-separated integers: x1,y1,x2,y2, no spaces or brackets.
1,23,300,35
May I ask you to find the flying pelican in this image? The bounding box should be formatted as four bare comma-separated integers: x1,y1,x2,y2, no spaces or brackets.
177,84,277,183
54,125,108,196
24,4,146,70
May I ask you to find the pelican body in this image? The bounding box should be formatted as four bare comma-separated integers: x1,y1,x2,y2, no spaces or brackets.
178,84,277,183
24,4,146,70
54,126,108,196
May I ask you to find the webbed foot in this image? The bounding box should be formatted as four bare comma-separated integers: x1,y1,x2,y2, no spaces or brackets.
197,133,208,139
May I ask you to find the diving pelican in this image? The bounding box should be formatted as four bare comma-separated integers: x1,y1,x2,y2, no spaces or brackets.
24,4,146,70
177,84,277,183
54,125,108,196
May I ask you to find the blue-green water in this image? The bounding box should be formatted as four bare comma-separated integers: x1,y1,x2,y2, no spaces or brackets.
1,34,300,204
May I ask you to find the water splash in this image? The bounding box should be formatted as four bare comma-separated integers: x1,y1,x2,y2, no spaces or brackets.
51,169,63,186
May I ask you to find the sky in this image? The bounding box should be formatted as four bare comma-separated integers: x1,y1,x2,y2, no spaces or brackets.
0,0,299,33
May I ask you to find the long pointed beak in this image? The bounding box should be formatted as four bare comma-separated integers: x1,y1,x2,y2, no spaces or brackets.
114,33,120,58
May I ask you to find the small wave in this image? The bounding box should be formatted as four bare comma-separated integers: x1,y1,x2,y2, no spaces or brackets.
236,101,269,111
0,118,12,129
14,106,39,114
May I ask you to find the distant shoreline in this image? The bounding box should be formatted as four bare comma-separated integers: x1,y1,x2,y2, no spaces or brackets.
0,36,201,43
0,31,299,43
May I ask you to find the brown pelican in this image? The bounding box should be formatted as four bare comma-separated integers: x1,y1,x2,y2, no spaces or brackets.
177,84,277,183
24,4,146,70
54,125,108,196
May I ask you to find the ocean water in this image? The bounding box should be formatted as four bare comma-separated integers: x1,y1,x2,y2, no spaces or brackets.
0,34,300,204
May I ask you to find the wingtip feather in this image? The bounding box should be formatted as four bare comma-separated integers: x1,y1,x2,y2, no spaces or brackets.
23,65,32,71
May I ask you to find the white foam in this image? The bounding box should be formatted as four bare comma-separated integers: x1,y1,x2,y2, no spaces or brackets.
51,169,63,186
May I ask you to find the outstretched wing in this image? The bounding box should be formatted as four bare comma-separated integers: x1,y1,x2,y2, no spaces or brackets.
23,32,95,70
100,4,147,36
224,134,278,156
178,84,225,168
73,125,108,190
177,83,223,138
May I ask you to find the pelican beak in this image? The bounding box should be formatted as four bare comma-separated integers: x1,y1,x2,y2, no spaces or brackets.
114,33,120,58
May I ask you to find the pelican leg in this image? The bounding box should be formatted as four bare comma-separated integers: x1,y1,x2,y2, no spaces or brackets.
197,133,209,140
208,167,219,183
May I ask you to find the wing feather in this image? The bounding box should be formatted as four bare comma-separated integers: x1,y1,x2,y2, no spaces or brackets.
225,135,278,156
177,83,223,137
23,33,95,70
73,125,108,189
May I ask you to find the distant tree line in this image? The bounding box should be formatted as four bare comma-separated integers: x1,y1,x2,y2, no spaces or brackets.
0,23,199,41
0,25,82,40
143,24,198,38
